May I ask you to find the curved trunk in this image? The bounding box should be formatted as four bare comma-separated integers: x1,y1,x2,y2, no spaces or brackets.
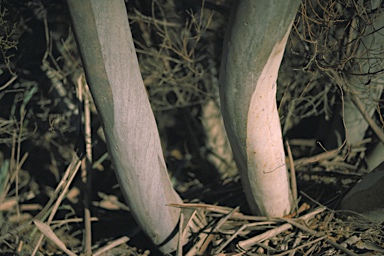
67,0,186,253
219,0,300,216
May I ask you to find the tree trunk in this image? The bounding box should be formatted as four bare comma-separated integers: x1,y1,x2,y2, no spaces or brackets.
219,0,300,216
339,0,384,220
342,0,384,149
201,98,236,179
67,0,187,253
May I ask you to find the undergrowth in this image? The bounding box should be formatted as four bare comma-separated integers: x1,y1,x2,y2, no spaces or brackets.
0,0,383,255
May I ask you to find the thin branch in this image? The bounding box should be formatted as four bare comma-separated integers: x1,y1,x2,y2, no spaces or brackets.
286,140,298,205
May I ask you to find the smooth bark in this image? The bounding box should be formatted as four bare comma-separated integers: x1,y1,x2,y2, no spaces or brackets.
67,0,186,253
220,0,300,216
201,99,236,178
343,0,384,148
340,0,384,220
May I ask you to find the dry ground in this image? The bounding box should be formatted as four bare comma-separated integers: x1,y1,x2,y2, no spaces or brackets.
0,0,383,255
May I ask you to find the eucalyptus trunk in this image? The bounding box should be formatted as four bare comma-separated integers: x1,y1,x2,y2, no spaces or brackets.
339,0,384,219
67,0,187,253
219,0,300,216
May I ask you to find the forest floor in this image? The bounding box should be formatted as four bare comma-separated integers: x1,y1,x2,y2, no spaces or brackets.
0,0,383,255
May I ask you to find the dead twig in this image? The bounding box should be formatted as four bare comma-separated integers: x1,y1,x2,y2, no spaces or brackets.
286,140,298,206
93,236,130,256
31,153,81,256
78,73,93,256
238,207,326,251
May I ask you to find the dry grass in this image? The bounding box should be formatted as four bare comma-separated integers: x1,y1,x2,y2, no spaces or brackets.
0,0,383,255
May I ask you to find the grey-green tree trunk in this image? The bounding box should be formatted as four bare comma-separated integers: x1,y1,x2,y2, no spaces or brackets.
67,0,187,253
220,0,300,216
339,0,384,220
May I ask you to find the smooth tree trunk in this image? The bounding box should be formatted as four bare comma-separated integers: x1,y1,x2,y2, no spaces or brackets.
342,0,384,151
201,98,236,178
67,0,188,253
339,0,384,220
219,0,300,216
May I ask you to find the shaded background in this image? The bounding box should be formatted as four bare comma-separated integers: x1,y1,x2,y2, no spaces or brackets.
0,0,383,254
